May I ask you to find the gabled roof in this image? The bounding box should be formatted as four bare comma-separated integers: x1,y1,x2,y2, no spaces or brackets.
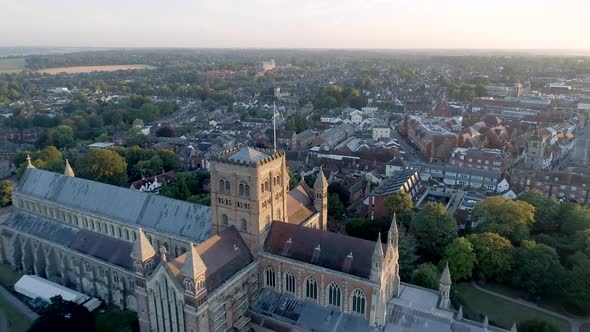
18,169,211,243
286,184,315,224
167,226,253,292
228,146,269,162
264,222,377,279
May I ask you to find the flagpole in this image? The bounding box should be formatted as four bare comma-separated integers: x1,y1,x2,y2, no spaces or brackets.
273,101,277,153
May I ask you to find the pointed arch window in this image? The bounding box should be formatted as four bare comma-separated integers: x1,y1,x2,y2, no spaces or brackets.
134,261,143,273
225,181,230,192
245,185,250,197
239,183,244,196
265,266,275,288
197,278,205,291
222,214,229,226
328,282,341,307
219,180,224,192
241,219,248,231
351,289,366,314
284,271,295,293
305,276,317,300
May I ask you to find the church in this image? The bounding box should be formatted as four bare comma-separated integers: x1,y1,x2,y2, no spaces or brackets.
0,146,511,331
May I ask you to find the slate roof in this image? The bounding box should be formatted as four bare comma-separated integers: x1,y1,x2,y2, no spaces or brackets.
5,211,133,270
227,147,269,162
167,226,253,292
18,169,211,243
250,288,372,332
264,222,376,279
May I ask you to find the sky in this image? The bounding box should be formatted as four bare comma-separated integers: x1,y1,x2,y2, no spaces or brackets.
1,0,589,49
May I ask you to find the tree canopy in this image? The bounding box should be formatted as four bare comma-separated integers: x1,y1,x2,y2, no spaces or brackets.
518,190,560,234
517,319,559,332
442,237,477,281
76,149,128,186
412,202,458,260
467,232,514,281
29,295,95,332
473,196,535,243
0,180,12,207
411,263,440,290
511,240,564,297
384,191,414,226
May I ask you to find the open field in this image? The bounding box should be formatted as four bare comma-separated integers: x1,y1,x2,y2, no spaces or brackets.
455,283,570,332
36,64,156,74
0,58,25,73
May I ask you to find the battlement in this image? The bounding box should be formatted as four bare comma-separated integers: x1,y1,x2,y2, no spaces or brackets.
212,144,285,168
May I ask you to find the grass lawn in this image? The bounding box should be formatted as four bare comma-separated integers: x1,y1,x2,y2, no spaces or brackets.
455,283,570,332
95,305,137,332
0,264,23,289
581,323,590,332
0,296,32,332
0,58,25,73
481,282,572,317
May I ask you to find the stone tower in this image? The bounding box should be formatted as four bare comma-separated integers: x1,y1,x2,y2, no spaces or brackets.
130,228,157,332
313,166,328,231
386,214,401,299
438,262,452,309
210,146,289,254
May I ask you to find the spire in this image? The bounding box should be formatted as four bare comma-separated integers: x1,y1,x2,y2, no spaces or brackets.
483,316,489,329
313,166,328,189
64,159,75,177
440,262,452,286
373,232,384,260
511,323,517,332
26,154,35,169
388,213,399,247
181,243,207,279
130,228,156,262
457,305,463,320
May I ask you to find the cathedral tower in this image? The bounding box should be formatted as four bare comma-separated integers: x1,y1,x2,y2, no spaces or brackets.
210,146,289,254
313,166,328,231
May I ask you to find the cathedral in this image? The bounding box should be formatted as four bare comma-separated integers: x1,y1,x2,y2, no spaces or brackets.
0,146,511,331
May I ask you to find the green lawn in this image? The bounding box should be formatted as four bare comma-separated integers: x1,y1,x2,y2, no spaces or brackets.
0,296,32,332
455,283,570,332
0,264,23,289
95,305,137,332
581,323,590,332
480,282,573,316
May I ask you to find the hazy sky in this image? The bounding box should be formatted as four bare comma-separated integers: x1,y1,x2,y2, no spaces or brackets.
1,0,589,49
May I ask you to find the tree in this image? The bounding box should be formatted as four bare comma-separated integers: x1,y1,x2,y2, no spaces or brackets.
559,203,590,236
76,149,128,186
562,258,590,315
48,125,74,149
474,84,487,97
156,126,176,137
412,202,458,260
442,237,477,281
384,191,414,226
158,150,183,172
328,193,345,220
517,319,559,332
328,182,350,206
174,175,190,200
511,241,564,297
0,180,12,207
29,295,95,332
518,190,560,234
473,196,535,243
411,263,439,290
398,224,419,281
467,232,514,281
286,114,307,133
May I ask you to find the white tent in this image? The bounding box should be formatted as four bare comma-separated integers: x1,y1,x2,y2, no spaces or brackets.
14,275,89,304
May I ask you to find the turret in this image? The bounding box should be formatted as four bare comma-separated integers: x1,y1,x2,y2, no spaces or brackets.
438,262,452,309
370,232,384,282
64,159,75,177
313,166,328,230
181,243,207,297
130,228,156,276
